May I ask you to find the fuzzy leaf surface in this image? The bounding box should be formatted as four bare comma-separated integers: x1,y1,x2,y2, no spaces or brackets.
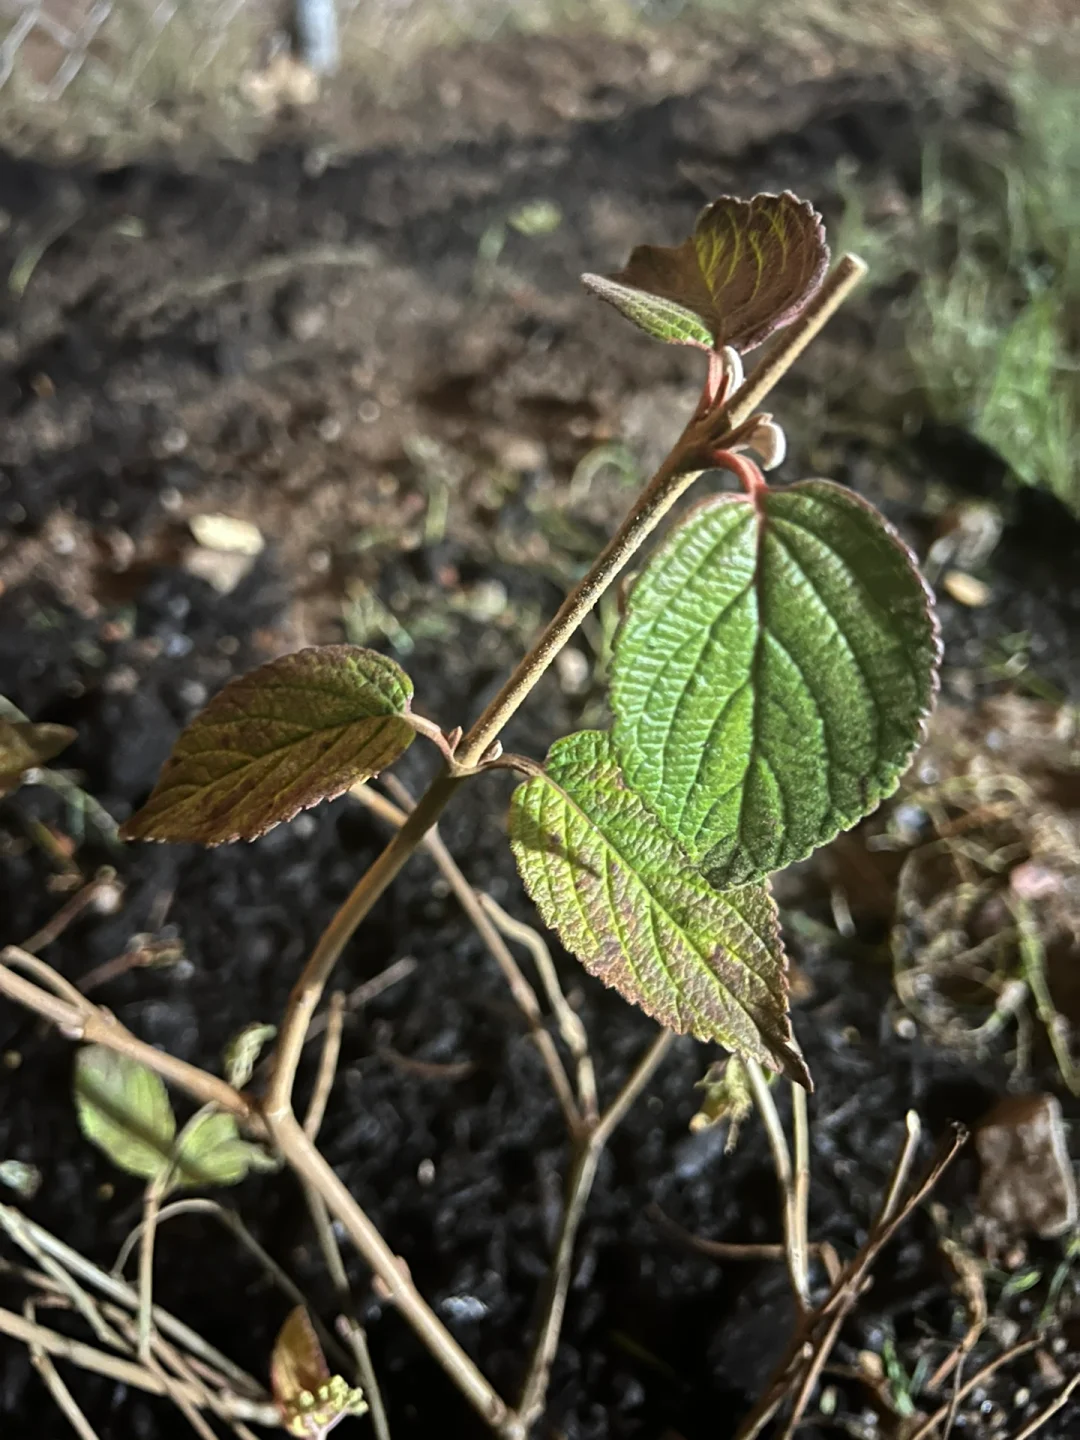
508,730,805,1082
0,719,76,796
121,645,415,845
74,1046,177,1182
582,192,828,352
612,480,940,886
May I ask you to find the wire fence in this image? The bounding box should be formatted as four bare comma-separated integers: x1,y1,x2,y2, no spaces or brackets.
0,0,281,101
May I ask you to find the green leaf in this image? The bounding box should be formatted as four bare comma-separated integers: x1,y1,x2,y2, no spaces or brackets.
120,645,417,845
508,730,806,1083
0,719,77,796
583,192,828,352
611,480,940,887
74,1046,177,1182
172,1111,277,1189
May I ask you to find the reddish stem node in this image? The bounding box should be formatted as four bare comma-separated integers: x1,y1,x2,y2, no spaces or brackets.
711,448,767,496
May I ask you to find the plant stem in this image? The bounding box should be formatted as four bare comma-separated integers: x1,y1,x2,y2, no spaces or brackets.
23,1299,103,1440
303,990,344,1140
357,782,582,1135
791,1080,811,1304
0,955,256,1127
0,1306,279,1424
269,1109,511,1429
745,1058,809,1312
477,891,598,1126
266,253,867,1123
512,1030,674,1437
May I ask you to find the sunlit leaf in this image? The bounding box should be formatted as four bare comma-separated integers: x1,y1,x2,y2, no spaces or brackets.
173,1111,278,1189
120,645,417,846
0,719,77,797
509,730,807,1083
271,1307,367,1439
583,192,828,352
611,480,940,886
74,1047,177,1182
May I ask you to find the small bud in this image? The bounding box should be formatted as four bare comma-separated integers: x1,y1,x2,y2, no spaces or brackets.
736,415,787,470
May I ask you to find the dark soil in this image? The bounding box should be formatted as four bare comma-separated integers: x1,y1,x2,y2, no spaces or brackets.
1,27,1079,1440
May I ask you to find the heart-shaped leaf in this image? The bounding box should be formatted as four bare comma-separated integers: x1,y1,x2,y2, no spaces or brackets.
271,1307,367,1439
582,192,828,352
121,645,417,846
74,1046,178,1182
611,480,941,886
0,719,77,796
509,730,807,1084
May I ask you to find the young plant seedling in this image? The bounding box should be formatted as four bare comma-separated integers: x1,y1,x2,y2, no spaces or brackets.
122,191,939,1083
4,192,941,1438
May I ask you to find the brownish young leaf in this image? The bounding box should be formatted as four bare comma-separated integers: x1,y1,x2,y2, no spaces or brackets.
121,646,416,846
0,719,77,796
271,1307,366,1438
582,192,828,353
509,730,808,1085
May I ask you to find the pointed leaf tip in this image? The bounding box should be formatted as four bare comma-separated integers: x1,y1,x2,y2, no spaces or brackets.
509,730,803,1080
584,192,828,353
120,645,416,846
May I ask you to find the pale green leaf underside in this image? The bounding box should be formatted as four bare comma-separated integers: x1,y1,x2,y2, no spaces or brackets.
612,480,940,886
74,1046,177,1182
173,1111,277,1188
509,730,806,1082
121,645,415,846
581,274,714,348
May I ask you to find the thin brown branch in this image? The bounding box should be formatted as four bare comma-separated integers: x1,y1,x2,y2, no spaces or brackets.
0,957,257,1128
908,1340,1041,1440
513,1030,674,1437
648,1203,836,1264
477,892,598,1126
304,990,344,1141
791,1082,811,1307
356,782,581,1136
300,955,417,1048
296,989,393,1440
304,1185,392,1440
0,1206,268,1400
745,1059,809,1312
23,1299,102,1440
0,1306,279,1424
19,869,118,955
735,1119,966,1440
1005,1371,1080,1440
269,1108,511,1429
